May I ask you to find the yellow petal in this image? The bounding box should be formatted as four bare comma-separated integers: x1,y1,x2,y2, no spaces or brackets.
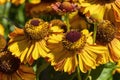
32,42,39,60
64,55,77,74
80,49,96,68
0,24,4,36
29,0,41,4
26,43,35,60
20,45,29,62
50,26,64,33
85,45,107,54
78,54,86,73
48,34,64,43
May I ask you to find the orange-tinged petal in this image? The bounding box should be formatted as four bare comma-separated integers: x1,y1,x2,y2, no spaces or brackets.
8,27,24,38
108,38,120,62
11,72,21,80
17,65,35,80
64,55,78,74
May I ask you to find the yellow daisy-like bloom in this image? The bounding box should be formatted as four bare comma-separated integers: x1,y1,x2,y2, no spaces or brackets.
0,24,4,36
28,0,41,4
8,18,50,64
10,0,25,5
96,20,120,62
0,0,7,5
26,0,58,17
47,29,108,74
0,51,35,80
79,0,120,27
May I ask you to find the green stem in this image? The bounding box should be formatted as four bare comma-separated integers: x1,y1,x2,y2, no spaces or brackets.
77,66,82,80
93,23,97,43
85,70,91,80
62,13,71,31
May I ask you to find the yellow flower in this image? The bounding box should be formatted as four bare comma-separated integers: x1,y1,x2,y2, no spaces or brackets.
0,51,35,80
96,20,120,62
29,0,41,4
108,38,120,62
79,0,120,27
0,24,4,36
69,11,89,30
8,18,50,64
47,29,108,74
0,0,7,5
10,0,25,5
26,0,57,17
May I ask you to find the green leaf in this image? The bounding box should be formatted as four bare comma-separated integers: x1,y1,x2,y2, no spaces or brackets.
97,62,117,80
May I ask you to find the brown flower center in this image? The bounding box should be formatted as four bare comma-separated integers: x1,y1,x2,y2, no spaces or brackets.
62,31,86,51
24,18,49,40
96,20,116,45
66,31,81,42
0,51,20,74
30,19,40,26
97,0,115,3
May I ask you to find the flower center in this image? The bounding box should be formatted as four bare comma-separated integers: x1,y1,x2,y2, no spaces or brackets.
24,18,49,40
62,31,86,51
66,31,81,42
98,0,115,3
30,19,40,26
96,20,116,45
0,51,20,74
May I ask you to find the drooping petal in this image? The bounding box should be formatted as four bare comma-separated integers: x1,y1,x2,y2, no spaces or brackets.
108,38,120,62
17,65,35,80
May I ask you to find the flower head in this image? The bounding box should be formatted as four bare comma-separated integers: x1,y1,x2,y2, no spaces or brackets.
96,20,116,45
8,18,50,64
24,18,49,40
0,24,4,36
79,0,120,27
96,20,120,62
28,0,41,4
0,0,7,5
51,1,79,15
47,29,108,74
10,0,25,5
0,51,35,80
50,19,67,33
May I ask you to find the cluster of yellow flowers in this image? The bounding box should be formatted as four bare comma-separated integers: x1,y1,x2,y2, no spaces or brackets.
1,0,120,80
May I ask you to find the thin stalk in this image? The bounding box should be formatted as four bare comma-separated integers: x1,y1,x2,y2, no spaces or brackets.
85,70,91,80
62,13,71,31
85,22,98,80
93,23,97,43
77,66,82,80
